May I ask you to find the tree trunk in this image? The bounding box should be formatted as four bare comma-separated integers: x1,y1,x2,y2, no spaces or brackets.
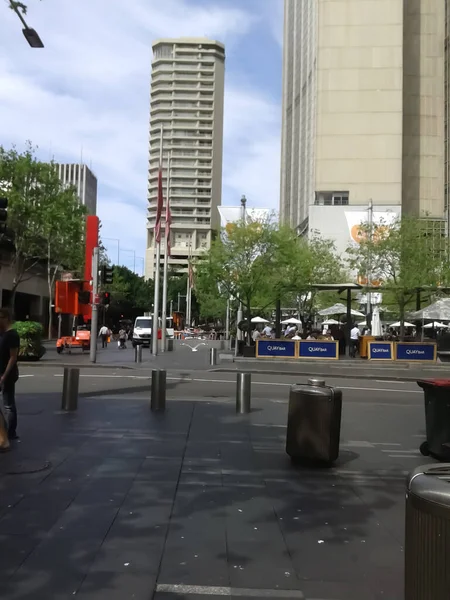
399,302,405,341
246,299,252,346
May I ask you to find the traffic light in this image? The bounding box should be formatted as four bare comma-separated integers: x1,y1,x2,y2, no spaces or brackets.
78,290,91,304
0,197,8,232
101,265,114,285
101,292,111,306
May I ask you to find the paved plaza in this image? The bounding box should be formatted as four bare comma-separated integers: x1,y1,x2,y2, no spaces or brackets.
0,368,432,599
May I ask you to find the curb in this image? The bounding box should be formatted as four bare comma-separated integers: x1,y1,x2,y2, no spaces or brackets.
211,367,429,383
21,361,135,370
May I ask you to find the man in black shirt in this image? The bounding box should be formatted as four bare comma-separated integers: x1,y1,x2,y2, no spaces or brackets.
0,309,20,440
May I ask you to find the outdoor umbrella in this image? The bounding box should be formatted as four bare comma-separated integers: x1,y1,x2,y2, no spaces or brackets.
318,303,364,318
321,319,339,325
423,321,448,329
410,298,450,321
251,316,270,324
281,318,302,325
390,321,414,328
371,306,382,336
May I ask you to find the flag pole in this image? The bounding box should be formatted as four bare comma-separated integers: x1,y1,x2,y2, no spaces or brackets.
161,151,171,352
152,126,163,356
186,241,191,328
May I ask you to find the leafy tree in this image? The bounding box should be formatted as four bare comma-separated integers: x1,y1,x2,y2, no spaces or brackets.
0,145,53,312
347,215,449,338
102,265,154,323
195,219,286,341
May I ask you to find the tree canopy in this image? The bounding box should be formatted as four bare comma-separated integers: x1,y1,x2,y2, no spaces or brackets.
0,144,86,325
347,215,450,337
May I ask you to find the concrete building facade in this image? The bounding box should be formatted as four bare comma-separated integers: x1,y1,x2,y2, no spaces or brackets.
56,163,98,215
145,37,225,280
280,0,446,247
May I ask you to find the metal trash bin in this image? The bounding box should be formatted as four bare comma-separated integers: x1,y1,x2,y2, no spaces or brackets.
417,379,450,461
286,378,342,464
405,464,450,600
167,339,174,352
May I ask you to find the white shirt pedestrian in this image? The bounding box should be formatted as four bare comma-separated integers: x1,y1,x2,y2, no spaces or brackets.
350,326,360,340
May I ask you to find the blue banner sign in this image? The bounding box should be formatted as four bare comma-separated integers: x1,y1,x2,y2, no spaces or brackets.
256,340,297,358
395,343,436,362
368,342,393,360
298,340,338,360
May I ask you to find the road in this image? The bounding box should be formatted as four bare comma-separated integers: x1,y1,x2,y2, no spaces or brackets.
17,364,427,468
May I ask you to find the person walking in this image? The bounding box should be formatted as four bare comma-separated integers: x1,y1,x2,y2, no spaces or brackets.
118,327,127,350
350,323,360,358
0,308,20,441
99,324,110,348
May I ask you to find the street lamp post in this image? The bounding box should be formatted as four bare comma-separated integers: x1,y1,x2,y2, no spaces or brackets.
9,1,44,47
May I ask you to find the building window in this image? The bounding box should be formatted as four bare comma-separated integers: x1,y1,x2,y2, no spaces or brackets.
315,191,349,206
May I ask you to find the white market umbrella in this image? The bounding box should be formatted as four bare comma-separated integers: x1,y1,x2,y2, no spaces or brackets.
423,321,448,329
251,316,270,324
318,303,364,318
390,321,414,328
410,298,450,321
358,321,367,327
321,319,339,326
281,318,302,325
371,306,382,337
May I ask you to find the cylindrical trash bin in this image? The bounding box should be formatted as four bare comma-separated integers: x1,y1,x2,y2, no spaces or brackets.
167,339,174,352
286,378,342,464
405,464,450,600
417,379,450,461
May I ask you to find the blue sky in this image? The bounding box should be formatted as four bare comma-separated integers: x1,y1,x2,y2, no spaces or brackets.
0,0,283,273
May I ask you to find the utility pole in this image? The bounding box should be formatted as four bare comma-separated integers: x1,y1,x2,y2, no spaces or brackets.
235,194,246,355
90,247,99,363
366,199,373,320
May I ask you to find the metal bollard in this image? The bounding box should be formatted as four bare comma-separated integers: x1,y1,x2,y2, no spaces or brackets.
209,347,218,366
236,372,251,414
151,369,166,412
135,344,143,363
61,367,80,411
167,339,174,352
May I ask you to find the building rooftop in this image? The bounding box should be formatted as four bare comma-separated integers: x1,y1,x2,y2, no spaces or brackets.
152,37,225,51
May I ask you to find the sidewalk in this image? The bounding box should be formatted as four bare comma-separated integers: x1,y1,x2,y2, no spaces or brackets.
0,387,416,600
219,357,450,381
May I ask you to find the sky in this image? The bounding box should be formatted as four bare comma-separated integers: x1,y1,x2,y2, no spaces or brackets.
0,0,283,274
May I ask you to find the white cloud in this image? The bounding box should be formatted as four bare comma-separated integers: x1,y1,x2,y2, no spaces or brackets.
0,0,282,266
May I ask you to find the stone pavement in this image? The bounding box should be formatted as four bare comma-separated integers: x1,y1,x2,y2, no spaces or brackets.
0,388,421,599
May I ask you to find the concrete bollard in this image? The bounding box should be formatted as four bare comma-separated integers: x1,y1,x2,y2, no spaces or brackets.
61,367,80,411
151,369,166,412
236,372,251,414
209,347,218,366
135,344,143,363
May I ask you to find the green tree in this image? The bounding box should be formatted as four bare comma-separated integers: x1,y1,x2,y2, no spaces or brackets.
102,265,154,322
195,219,285,341
268,228,345,322
347,215,449,338
39,164,86,339
0,145,51,312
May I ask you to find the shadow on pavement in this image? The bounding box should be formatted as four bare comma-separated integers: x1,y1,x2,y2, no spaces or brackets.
0,393,407,600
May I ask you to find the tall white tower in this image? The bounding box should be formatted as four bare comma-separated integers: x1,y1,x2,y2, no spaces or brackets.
145,37,226,280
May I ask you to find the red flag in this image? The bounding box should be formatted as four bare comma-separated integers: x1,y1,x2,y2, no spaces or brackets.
165,189,171,257
154,167,164,244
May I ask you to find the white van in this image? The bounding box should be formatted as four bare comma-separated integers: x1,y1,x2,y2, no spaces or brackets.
132,316,175,348
132,316,152,347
